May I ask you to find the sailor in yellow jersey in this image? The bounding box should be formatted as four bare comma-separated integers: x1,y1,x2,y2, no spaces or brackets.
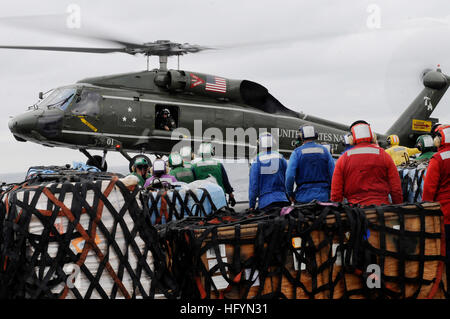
385,134,420,166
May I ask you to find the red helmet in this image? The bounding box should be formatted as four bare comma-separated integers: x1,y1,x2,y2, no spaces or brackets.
435,124,450,147
349,120,373,145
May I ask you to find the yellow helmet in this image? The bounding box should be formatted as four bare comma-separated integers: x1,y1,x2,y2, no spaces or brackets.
386,134,400,146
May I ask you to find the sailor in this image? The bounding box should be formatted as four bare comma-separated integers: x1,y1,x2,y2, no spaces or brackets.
248,132,289,211
156,108,176,131
168,152,195,183
285,125,335,203
179,145,194,169
144,159,177,188
129,157,151,187
385,134,420,166
415,134,436,161
331,120,403,206
422,125,450,278
191,142,236,207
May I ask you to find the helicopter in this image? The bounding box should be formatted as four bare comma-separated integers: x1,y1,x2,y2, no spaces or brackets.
3,35,449,172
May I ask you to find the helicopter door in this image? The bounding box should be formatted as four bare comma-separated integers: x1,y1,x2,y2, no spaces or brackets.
65,90,103,133
155,105,179,132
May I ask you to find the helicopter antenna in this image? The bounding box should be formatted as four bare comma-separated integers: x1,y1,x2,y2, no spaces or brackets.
146,55,149,71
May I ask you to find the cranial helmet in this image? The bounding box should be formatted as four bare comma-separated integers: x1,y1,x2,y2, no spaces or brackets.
179,146,192,160
133,157,149,169
386,134,400,146
298,125,318,142
168,152,183,168
434,125,450,148
152,159,167,175
259,132,274,149
348,120,373,145
415,134,434,152
198,142,214,158
162,108,170,116
431,123,442,138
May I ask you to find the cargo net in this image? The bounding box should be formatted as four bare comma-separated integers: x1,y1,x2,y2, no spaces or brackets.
398,162,428,203
143,188,226,225
158,202,447,299
0,178,176,299
24,166,123,185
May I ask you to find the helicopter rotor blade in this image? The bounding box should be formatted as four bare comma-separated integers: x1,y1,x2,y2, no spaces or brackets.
0,45,128,54
0,13,147,49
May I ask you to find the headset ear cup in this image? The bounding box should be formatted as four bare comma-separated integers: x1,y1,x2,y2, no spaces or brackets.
434,136,441,148
372,132,377,144
348,135,354,146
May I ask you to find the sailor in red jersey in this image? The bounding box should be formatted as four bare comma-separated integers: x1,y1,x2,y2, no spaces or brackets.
331,120,403,206
423,125,450,223
422,124,450,279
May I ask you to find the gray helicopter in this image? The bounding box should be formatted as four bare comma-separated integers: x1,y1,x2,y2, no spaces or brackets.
2,34,448,171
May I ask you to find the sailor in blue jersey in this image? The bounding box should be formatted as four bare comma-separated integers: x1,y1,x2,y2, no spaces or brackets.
248,132,289,211
286,125,335,203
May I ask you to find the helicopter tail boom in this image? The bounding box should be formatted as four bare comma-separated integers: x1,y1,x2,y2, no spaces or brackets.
385,68,449,147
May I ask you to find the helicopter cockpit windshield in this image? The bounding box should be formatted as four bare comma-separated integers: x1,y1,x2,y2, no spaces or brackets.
38,88,77,111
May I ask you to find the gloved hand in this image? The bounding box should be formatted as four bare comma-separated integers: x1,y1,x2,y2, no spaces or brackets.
228,194,236,207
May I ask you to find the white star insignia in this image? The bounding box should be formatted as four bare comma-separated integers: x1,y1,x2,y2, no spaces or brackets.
132,117,137,123
122,116,127,122
128,107,132,113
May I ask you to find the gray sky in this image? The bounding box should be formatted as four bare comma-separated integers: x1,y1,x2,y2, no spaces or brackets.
0,0,450,174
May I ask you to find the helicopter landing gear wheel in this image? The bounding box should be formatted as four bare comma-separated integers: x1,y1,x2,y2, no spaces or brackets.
129,154,151,173
87,155,108,172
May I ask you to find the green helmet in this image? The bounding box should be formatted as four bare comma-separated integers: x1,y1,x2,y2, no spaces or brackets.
415,134,435,153
133,157,149,167
168,152,183,168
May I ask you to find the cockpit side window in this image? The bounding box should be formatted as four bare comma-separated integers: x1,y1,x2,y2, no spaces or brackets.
71,91,102,117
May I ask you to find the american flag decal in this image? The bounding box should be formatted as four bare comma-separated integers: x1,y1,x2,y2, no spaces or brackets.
205,75,227,93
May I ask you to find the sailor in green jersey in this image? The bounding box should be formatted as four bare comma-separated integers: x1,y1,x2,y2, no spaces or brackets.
129,157,151,187
168,152,195,183
415,134,437,162
191,142,236,207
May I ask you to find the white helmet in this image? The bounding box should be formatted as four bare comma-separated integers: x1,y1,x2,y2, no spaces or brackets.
198,142,214,158
180,145,192,160
259,132,274,149
152,159,167,175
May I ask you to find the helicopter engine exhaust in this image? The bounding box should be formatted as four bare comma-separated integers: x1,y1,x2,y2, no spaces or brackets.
155,70,271,106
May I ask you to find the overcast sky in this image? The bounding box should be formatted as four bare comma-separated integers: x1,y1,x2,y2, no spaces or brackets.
0,0,450,174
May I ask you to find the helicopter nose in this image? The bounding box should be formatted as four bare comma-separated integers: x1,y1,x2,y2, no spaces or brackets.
8,112,38,135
